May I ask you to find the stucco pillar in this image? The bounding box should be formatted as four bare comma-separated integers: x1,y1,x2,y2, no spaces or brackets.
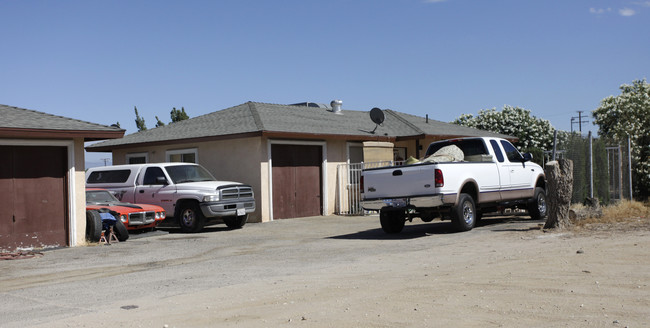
362,141,394,163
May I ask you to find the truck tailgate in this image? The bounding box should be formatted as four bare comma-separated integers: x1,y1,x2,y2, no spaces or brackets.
363,163,437,199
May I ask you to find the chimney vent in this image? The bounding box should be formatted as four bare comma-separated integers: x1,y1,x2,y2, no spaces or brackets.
331,99,343,114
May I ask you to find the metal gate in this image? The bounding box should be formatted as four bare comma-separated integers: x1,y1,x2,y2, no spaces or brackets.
336,161,394,215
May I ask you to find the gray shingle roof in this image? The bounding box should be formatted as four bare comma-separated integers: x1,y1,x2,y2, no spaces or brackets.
86,101,512,150
0,104,121,132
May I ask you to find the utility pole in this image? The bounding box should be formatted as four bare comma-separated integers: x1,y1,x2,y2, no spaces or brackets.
571,111,589,133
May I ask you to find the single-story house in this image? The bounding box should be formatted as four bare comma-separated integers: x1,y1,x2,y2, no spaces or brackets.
87,100,512,223
1,104,124,251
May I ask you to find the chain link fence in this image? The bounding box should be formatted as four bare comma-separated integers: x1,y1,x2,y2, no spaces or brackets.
545,133,633,205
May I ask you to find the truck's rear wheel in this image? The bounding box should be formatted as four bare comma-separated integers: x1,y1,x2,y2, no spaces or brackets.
380,209,406,234
451,193,476,232
224,214,248,229
178,202,205,233
527,187,547,220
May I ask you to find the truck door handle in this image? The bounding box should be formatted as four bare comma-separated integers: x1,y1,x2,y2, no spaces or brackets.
392,170,403,176
139,190,145,193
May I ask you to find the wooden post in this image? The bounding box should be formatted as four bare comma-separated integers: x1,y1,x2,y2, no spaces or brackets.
544,159,574,229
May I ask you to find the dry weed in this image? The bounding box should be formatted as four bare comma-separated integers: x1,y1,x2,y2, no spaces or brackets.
571,200,650,232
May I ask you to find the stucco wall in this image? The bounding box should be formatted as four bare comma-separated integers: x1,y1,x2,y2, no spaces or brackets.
73,138,86,246
111,137,264,222
325,139,349,216
108,137,384,223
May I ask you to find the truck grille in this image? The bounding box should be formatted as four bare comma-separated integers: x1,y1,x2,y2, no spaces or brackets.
128,212,156,225
220,185,254,200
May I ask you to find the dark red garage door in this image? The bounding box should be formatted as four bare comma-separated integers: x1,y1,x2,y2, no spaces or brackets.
0,146,68,251
271,144,322,219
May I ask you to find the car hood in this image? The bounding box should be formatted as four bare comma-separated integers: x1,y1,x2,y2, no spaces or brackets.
86,202,164,213
173,180,243,190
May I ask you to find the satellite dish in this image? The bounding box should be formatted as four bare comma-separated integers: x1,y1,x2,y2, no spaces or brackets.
367,107,385,134
370,107,385,125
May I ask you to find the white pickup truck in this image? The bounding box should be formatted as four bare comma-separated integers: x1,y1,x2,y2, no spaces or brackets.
86,163,255,232
360,137,547,233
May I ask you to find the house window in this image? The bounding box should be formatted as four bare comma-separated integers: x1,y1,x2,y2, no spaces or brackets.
393,147,406,162
348,144,363,164
126,152,148,164
166,148,198,163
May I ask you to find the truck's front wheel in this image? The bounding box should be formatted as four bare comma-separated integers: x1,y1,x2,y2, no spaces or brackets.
451,193,476,232
380,209,406,234
178,202,205,233
527,187,547,220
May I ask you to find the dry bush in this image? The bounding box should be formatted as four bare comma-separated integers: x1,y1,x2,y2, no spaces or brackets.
571,200,650,231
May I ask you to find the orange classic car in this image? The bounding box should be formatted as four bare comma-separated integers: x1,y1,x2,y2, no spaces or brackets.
86,188,166,241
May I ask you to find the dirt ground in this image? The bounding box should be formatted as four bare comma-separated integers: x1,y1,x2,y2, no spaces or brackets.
2,214,649,328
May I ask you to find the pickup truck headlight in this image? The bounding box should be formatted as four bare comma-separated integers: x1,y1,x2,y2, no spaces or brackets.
203,194,219,202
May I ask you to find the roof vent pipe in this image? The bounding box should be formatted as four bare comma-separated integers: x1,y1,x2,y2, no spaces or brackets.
331,99,343,114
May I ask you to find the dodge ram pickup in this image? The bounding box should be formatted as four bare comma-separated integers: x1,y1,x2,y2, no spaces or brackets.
86,163,255,232
360,137,547,233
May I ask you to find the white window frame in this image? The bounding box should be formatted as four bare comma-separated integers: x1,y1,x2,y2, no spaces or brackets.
346,142,364,164
166,148,198,163
126,152,149,164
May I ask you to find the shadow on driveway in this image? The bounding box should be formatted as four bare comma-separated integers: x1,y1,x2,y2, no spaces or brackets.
329,215,543,240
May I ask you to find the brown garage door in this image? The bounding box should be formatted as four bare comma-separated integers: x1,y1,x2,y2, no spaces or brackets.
0,146,68,251
272,144,322,219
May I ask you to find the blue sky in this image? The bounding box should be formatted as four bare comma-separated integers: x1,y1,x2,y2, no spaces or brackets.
1,1,649,166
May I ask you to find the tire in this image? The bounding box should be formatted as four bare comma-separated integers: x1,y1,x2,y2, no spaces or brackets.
379,209,406,234
527,187,548,220
178,202,205,233
113,220,129,242
224,214,248,229
451,193,476,232
475,210,483,222
85,210,102,242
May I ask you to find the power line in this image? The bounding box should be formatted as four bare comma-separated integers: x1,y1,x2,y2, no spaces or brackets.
571,111,589,133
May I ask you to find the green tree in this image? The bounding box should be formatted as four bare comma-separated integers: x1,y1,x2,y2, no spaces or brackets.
593,79,650,199
170,107,189,123
134,106,147,131
453,105,562,159
155,116,165,128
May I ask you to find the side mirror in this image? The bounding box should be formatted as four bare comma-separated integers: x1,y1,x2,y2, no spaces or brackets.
155,176,169,185
522,153,533,162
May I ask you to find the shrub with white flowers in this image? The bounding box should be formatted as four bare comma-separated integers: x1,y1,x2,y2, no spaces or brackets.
593,79,650,199
453,105,559,152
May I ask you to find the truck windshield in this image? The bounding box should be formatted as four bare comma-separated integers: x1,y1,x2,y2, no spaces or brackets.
165,165,217,184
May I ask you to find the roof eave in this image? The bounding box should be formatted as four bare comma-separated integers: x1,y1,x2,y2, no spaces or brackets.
86,130,399,152
86,131,265,152
0,128,125,141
